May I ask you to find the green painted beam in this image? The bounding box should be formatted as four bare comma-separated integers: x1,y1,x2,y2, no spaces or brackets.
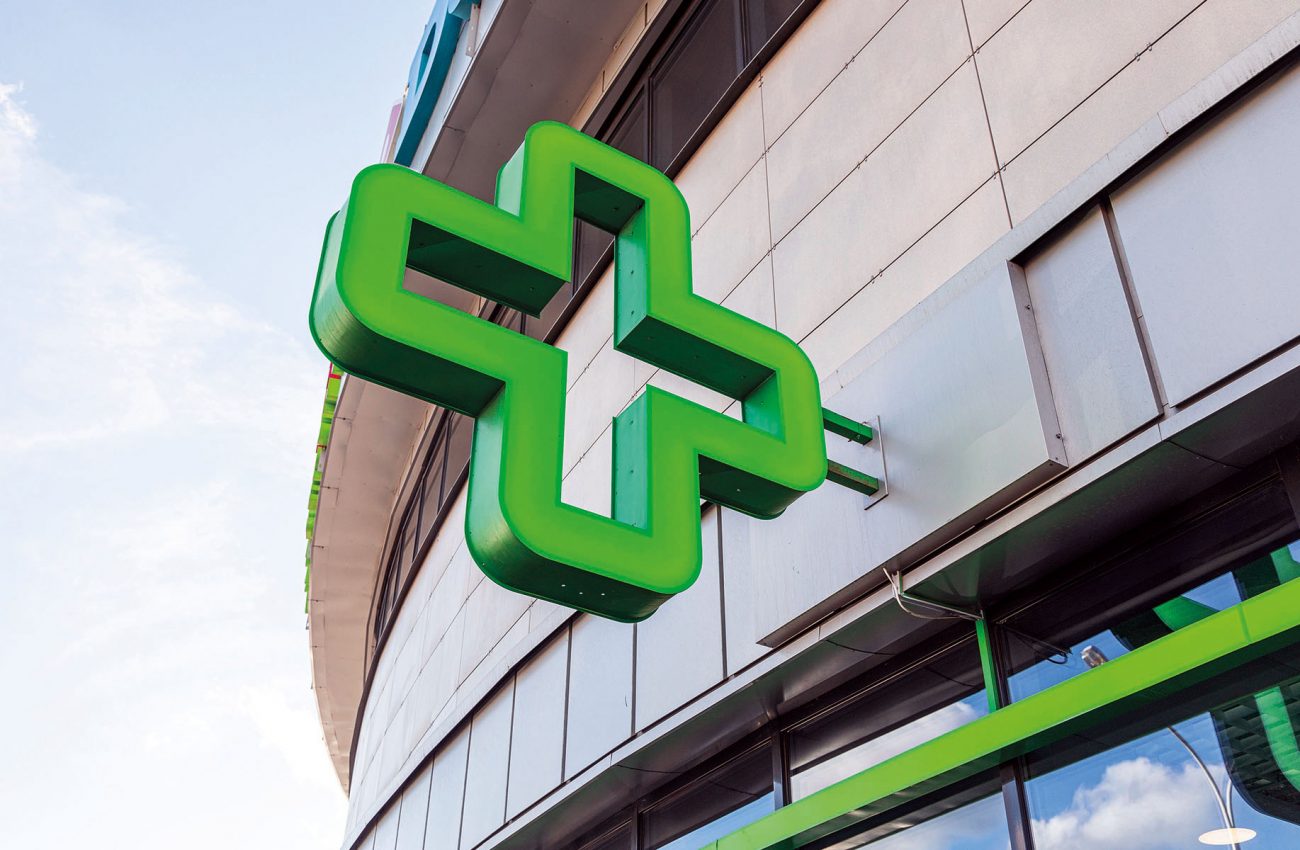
825,460,879,496
708,574,1300,850
822,408,874,444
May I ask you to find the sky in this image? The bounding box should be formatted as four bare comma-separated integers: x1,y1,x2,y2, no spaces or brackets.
0,1,432,847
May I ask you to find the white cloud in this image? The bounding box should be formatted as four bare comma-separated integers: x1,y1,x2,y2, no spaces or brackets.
1032,756,1225,850
0,82,318,458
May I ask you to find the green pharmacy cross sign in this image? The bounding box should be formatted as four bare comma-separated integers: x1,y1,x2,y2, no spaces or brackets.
310,121,872,621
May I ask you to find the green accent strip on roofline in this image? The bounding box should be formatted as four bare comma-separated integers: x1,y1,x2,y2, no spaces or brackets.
305,364,343,611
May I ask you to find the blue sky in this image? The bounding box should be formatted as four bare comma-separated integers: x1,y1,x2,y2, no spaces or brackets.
0,2,432,846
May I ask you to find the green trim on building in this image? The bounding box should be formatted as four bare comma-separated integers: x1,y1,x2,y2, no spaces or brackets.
708,573,1300,850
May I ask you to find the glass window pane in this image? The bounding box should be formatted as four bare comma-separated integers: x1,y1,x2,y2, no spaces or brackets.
822,788,1009,850
643,747,774,850
400,520,418,586
609,92,648,163
575,223,612,289
1006,530,1300,702
1001,481,1297,702
1024,654,1300,849
421,429,447,534
788,634,988,800
651,0,742,168
744,0,801,58
444,413,474,491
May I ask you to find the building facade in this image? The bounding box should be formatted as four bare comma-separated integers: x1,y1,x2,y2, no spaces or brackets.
306,2,1300,849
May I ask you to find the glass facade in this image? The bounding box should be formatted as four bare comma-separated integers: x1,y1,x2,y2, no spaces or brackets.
787,639,988,801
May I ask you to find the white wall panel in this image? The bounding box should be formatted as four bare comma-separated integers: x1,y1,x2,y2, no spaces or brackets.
460,684,515,850
634,510,725,730
772,64,999,344
998,0,1300,223
690,158,772,304
372,802,402,850
565,615,634,777
457,577,531,685
425,728,470,850
675,81,766,230
977,0,1199,162
798,178,1008,379
394,764,433,850
506,633,570,819
1111,62,1300,406
765,0,971,242
759,0,908,143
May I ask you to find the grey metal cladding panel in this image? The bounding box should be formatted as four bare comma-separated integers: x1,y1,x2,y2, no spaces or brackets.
634,509,725,731
720,507,774,675
395,764,434,850
723,478,878,653
506,632,569,820
1110,63,1300,407
743,262,1066,645
373,802,402,850
460,684,514,850
1024,207,1159,462
425,727,471,850
565,614,634,779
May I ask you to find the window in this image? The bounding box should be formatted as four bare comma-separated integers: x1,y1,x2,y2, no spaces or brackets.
419,432,448,550
786,635,988,801
816,780,1009,850
999,482,1298,703
650,0,743,169
642,745,776,850
1023,644,1300,849
743,0,802,56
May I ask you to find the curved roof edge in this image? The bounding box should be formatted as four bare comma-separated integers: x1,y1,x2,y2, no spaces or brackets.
308,376,429,788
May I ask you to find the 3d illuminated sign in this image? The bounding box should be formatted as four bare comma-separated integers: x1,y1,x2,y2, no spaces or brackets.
310,121,838,621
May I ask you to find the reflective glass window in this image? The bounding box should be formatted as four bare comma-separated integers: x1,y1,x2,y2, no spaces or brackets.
819,785,1010,850
1001,483,1298,703
651,0,742,168
419,430,447,548
1024,649,1300,849
444,412,474,487
743,0,801,57
643,746,774,850
787,635,988,800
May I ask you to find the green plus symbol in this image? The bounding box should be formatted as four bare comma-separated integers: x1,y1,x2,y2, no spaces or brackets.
310,121,827,621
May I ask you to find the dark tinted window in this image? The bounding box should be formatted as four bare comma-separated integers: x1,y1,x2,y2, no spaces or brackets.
743,0,801,57
419,433,447,548
445,413,474,486
651,0,742,168
642,746,774,850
